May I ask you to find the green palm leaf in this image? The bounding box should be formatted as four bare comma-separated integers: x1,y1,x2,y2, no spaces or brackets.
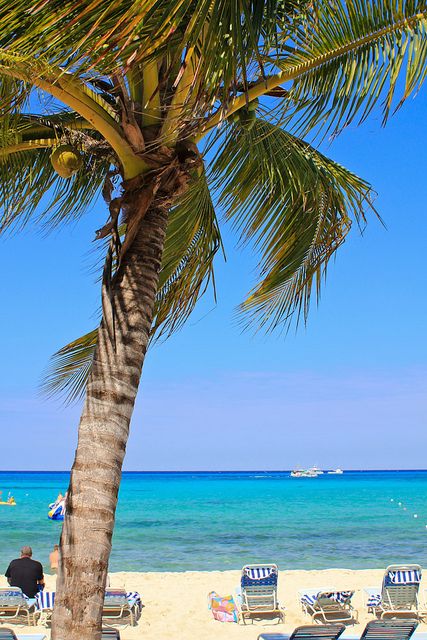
41,329,98,404
210,118,374,332
274,0,427,137
0,113,110,232
42,172,222,401
1,1,305,114
152,171,222,340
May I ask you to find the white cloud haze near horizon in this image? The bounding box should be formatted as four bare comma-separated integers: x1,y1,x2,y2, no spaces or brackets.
1,366,426,471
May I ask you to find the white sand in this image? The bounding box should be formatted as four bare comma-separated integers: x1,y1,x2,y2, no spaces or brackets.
1,569,426,639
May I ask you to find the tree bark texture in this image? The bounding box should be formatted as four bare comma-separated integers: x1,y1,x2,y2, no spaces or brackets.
51,201,169,640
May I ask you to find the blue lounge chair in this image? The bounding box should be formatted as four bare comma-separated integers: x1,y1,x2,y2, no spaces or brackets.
299,588,357,624
359,619,418,640
103,589,137,625
258,623,345,640
0,629,45,640
239,564,285,624
0,625,114,640
101,630,120,639
258,620,418,640
34,588,141,627
365,565,422,618
0,589,35,625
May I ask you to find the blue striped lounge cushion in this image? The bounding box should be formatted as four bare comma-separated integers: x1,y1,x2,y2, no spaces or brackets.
386,570,421,585
0,590,27,606
241,567,278,587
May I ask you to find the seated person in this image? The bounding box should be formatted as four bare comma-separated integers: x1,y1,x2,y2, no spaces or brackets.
5,546,44,598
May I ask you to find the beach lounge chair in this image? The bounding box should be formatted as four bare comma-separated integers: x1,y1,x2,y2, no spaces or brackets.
365,565,422,618
101,630,120,639
238,564,285,624
0,628,45,640
299,589,357,624
257,622,346,640
34,592,55,627
33,589,140,627
102,589,137,626
0,589,35,625
0,630,18,640
359,619,418,640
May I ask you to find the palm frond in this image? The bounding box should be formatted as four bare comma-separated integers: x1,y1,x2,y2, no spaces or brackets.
152,170,222,340
274,0,427,138
42,171,222,401
41,330,98,404
0,128,110,233
210,118,374,332
1,1,305,124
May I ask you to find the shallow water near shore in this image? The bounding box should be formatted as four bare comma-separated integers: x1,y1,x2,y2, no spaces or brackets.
0,470,426,572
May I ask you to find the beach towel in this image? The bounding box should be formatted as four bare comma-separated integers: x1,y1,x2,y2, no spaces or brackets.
208,591,239,623
301,590,353,606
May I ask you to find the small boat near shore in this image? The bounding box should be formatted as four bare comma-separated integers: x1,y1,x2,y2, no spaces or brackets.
327,468,344,475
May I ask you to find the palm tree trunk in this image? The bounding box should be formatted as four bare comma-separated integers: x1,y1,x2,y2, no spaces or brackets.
51,201,168,640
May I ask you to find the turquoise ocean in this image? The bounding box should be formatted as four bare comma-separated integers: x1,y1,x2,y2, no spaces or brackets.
0,471,426,573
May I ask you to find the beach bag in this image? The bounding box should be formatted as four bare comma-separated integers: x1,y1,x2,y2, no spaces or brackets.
208,591,238,623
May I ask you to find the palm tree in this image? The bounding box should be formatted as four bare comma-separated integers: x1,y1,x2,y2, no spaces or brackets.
1,1,426,638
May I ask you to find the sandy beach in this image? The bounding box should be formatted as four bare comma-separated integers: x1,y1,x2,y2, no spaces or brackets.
1,568,426,639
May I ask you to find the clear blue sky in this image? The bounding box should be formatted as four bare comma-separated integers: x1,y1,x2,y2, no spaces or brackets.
1,92,426,471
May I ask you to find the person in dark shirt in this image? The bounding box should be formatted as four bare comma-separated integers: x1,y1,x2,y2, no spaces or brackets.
5,546,44,598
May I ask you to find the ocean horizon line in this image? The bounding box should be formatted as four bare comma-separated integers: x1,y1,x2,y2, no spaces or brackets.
1,468,427,474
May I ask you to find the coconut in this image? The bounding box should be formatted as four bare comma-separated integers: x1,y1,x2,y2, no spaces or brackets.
238,108,256,130
247,99,259,112
50,144,82,179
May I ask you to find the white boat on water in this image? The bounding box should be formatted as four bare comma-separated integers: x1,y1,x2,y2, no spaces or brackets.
327,468,344,475
310,466,324,475
290,467,322,478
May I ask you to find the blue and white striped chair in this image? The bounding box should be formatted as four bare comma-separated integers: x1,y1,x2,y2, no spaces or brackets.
238,564,285,624
0,628,45,640
257,623,346,640
34,591,55,626
299,589,357,624
103,589,142,626
0,589,35,625
360,619,418,640
101,629,120,639
35,589,142,627
364,565,422,619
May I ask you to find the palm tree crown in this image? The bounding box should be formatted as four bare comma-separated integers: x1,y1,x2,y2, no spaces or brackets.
2,3,426,405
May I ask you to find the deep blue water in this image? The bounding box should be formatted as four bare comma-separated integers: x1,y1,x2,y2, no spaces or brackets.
0,470,426,572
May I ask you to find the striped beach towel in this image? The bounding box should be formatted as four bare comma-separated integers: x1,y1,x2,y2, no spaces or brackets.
0,589,29,605
242,566,278,587
386,570,421,585
367,592,382,608
35,591,55,610
126,591,142,613
301,591,353,606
